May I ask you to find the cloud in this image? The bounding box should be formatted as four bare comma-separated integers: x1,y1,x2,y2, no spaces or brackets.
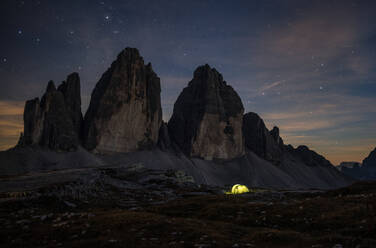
258,80,284,93
346,54,374,75
0,101,24,115
0,101,24,150
0,120,22,136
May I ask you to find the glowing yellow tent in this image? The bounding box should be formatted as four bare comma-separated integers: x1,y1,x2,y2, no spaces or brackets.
226,184,250,194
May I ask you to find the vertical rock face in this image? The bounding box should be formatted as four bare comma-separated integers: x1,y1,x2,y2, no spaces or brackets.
57,73,83,137
242,112,283,165
270,126,284,149
168,64,244,160
157,121,172,151
83,48,162,153
23,98,43,145
22,77,82,151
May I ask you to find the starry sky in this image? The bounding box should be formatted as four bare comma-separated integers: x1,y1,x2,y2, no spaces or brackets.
0,0,375,164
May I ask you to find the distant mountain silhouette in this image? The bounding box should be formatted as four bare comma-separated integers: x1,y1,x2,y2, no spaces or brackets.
338,148,376,180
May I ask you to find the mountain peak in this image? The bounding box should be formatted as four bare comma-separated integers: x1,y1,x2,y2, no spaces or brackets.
83,47,162,153
117,47,142,63
363,147,376,168
168,66,244,160
193,64,223,84
46,80,56,93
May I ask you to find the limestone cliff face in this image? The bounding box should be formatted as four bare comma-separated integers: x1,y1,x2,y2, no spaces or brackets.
168,64,244,160
23,98,43,146
242,112,335,168
157,121,173,151
22,75,82,151
57,72,83,137
83,48,162,153
242,112,283,165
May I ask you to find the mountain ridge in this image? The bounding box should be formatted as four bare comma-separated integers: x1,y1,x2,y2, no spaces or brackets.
1,47,352,189
337,147,376,180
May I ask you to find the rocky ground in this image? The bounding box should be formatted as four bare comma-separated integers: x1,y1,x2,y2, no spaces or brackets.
0,165,375,248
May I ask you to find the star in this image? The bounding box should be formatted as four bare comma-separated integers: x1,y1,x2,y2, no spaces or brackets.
17,30,23,35
105,15,110,20
319,86,324,90
112,30,119,34
56,16,65,22
2,58,7,63
36,38,41,43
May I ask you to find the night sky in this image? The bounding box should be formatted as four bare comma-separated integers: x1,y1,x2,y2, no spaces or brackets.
0,0,375,164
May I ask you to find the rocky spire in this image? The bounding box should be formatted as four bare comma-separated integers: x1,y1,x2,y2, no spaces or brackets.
23,97,43,145
57,72,83,137
363,147,376,168
46,80,56,92
22,74,83,151
168,64,244,160
83,47,162,153
242,112,283,165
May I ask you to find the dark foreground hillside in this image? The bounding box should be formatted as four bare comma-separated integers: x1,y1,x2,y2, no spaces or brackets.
1,174,375,248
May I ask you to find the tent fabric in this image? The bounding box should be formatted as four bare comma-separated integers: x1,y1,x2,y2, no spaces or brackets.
230,184,250,194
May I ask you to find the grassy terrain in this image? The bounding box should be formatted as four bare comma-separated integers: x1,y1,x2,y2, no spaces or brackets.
1,181,376,247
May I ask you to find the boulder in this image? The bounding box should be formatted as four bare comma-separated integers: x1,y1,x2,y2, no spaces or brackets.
83,48,162,153
168,64,244,160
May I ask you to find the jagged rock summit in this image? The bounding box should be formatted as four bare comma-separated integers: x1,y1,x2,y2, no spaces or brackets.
168,64,244,160
287,145,333,167
21,73,82,151
83,47,162,153
242,112,284,165
363,147,376,168
57,72,83,137
3,47,352,190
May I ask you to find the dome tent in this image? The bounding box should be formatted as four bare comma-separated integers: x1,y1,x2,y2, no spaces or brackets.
226,184,250,194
